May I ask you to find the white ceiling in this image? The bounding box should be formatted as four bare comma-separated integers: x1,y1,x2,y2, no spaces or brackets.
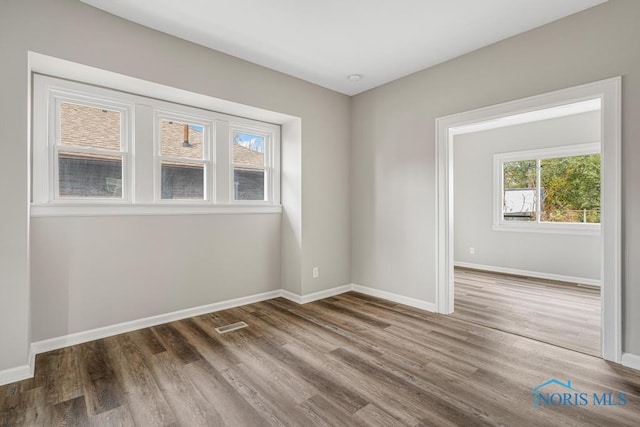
81,0,607,96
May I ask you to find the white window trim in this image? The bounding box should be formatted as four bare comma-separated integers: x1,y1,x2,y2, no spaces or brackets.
30,204,282,217
493,142,601,235
33,77,136,205
229,123,280,204
32,74,282,216
153,109,215,204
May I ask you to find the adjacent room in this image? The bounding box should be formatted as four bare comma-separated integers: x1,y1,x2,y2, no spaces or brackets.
1,0,640,425
452,101,602,356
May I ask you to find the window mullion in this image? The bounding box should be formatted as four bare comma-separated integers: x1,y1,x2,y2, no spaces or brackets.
231,163,266,171
133,104,153,204
160,157,207,166
216,120,231,203
56,146,125,156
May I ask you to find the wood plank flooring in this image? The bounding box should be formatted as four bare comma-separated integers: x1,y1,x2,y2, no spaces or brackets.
2,291,638,426
452,267,601,356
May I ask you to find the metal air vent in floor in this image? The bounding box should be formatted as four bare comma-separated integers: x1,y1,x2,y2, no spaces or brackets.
214,321,248,334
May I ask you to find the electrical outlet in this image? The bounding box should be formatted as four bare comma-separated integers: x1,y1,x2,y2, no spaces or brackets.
312,267,319,278
469,247,475,255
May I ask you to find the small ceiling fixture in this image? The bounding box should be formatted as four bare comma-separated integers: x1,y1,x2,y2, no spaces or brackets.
347,74,363,82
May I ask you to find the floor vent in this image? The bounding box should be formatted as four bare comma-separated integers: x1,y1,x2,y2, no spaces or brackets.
215,321,248,334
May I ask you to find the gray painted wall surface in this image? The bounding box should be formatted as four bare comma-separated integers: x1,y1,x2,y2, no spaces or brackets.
30,214,281,341
0,0,351,370
351,0,640,355
454,111,601,281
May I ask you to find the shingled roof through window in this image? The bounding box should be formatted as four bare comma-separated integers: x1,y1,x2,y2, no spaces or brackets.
59,102,264,167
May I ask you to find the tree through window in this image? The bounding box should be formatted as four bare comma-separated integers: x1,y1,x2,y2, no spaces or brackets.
497,144,600,227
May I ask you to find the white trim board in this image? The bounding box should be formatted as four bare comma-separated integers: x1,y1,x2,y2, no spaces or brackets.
454,262,601,287
31,204,283,217
4,280,634,387
621,353,640,372
436,77,622,363
30,289,281,357
282,284,438,312
0,363,33,387
30,282,436,354
0,283,437,386
351,284,437,312
281,284,352,304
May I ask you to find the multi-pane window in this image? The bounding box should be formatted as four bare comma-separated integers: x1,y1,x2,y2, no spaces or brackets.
495,143,600,232
232,130,270,201
56,100,130,200
157,115,211,201
33,74,280,210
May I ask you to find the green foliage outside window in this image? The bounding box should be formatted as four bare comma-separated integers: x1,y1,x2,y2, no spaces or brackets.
503,153,600,224
504,160,537,190
541,154,600,223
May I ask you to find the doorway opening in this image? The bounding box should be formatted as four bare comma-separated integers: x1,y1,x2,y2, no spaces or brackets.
451,100,601,356
435,78,621,362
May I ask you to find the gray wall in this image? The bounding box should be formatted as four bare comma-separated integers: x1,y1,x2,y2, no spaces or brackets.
351,0,640,355
454,112,601,281
30,215,281,341
0,0,351,371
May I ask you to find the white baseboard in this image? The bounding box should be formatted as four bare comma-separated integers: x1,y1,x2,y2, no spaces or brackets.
281,289,303,304
454,261,601,287
0,362,32,387
622,353,640,371
282,284,352,304
351,284,436,312
31,289,282,355
5,283,436,386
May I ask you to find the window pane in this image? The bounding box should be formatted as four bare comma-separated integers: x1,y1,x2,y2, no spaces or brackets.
234,168,265,201
60,103,121,151
161,120,204,159
161,162,204,200
58,153,122,198
503,160,537,221
540,154,600,223
233,132,265,166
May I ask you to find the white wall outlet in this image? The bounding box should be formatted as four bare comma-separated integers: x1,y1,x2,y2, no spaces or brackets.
312,267,319,278
469,247,475,255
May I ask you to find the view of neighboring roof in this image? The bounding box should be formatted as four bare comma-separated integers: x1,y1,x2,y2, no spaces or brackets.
59,102,264,166
60,102,120,151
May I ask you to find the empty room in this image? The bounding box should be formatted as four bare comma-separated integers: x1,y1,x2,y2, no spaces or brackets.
1,0,640,425
452,102,603,356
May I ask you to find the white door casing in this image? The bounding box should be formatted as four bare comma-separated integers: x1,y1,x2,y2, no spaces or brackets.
435,77,621,362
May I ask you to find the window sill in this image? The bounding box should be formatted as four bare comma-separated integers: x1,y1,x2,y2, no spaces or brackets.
30,203,282,217
492,222,600,236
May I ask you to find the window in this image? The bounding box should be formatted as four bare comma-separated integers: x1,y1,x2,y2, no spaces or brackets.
52,96,132,201
494,143,600,234
33,75,280,214
156,113,212,201
232,129,271,202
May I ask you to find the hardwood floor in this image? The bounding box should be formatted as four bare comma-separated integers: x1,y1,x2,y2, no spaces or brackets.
452,267,601,356
2,292,638,426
